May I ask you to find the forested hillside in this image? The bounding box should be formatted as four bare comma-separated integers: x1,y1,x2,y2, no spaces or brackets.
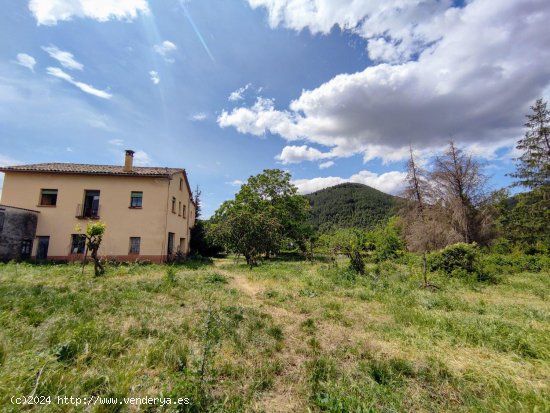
304,183,397,232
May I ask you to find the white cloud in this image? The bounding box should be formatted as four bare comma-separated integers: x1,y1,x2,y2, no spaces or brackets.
227,179,244,187
46,67,112,99
190,112,207,121
248,0,454,64
221,0,550,164
319,161,334,169
293,170,406,195
15,53,36,71
276,145,329,164
154,40,177,62
133,150,152,166
66,147,73,152
229,83,252,101
29,0,150,25
42,45,83,70
149,70,160,85
108,139,124,146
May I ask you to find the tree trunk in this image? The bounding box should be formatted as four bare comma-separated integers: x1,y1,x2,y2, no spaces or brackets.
90,247,104,276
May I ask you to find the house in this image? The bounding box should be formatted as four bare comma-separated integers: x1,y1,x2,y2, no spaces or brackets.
0,205,39,261
0,150,195,263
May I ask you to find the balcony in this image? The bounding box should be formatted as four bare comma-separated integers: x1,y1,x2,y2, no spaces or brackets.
76,204,101,219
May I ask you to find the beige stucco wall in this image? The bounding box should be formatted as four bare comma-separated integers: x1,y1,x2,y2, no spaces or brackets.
0,171,195,260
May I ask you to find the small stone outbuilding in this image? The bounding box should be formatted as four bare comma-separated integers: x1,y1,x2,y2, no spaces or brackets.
0,205,39,261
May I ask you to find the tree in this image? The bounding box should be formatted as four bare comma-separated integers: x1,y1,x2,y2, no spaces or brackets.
208,169,311,266
506,99,550,247
430,140,492,244
400,147,448,287
193,185,202,221
76,221,106,277
510,98,550,189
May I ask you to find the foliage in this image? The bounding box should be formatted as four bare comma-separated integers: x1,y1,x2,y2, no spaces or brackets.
208,169,312,266
190,220,224,257
304,182,396,232
428,243,480,277
75,221,106,277
504,98,550,247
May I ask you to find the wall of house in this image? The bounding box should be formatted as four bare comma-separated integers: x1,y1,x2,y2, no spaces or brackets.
164,172,196,257
0,172,194,262
0,206,38,261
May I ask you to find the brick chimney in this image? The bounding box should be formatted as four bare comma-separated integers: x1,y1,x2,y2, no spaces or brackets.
123,150,135,172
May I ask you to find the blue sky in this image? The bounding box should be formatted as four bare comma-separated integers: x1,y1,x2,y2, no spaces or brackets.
1,0,549,217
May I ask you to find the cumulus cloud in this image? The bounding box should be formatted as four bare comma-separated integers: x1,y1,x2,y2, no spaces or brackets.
248,0,454,64
133,150,152,166
276,145,330,164
46,67,112,99
42,45,83,70
154,40,177,62
220,0,550,164
15,53,36,71
149,70,160,85
319,161,334,169
29,0,150,25
293,170,407,195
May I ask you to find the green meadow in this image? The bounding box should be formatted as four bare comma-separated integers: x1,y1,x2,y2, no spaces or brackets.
0,258,549,412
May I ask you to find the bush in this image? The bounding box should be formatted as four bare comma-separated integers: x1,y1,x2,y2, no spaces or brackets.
428,243,479,275
428,243,480,276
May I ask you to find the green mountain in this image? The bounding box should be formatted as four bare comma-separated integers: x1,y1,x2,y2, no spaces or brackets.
304,183,397,232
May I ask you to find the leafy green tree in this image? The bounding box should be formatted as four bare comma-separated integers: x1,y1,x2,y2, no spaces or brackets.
208,169,311,266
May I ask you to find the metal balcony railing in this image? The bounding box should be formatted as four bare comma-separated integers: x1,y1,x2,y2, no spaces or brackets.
76,204,101,219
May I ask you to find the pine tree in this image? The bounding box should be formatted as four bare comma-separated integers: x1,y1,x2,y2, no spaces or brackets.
511,98,550,189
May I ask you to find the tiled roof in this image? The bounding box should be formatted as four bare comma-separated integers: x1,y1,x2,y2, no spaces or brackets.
0,163,184,177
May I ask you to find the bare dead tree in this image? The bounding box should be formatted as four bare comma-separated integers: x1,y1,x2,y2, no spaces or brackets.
430,140,491,244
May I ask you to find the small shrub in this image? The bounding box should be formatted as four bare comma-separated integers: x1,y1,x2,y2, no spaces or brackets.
428,243,480,276
204,273,227,284
165,266,178,285
54,341,78,363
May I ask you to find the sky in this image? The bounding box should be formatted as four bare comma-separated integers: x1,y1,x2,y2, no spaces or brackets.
0,0,549,218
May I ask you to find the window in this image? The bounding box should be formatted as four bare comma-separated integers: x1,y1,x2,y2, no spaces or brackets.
179,238,185,252
0,209,4,233
130,191,143,208
129,237,141,254
178,201,181,216
180,178,184,191
182,205,186,218
172,197,176,213
81,190,100,218
40,189,58,206
71,234,86,254
167,232,174,255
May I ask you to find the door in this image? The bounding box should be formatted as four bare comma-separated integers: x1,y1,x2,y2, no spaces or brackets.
167,232,174,256
36,236,49,260
21,240,33,259
83,190,100,218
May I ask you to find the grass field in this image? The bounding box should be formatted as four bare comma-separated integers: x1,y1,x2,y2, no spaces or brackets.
0,258,549,412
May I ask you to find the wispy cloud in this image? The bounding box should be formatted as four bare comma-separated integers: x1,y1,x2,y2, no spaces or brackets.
108,139,124,147
226,179,244,187
15,53,36,71
190,112,207,121
319,161,334,169
46,67,112,99
229,83,252,101
42,45,83,70
29,0,150,26
133,150,152,166
154,40,177,62
149,70,160,85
